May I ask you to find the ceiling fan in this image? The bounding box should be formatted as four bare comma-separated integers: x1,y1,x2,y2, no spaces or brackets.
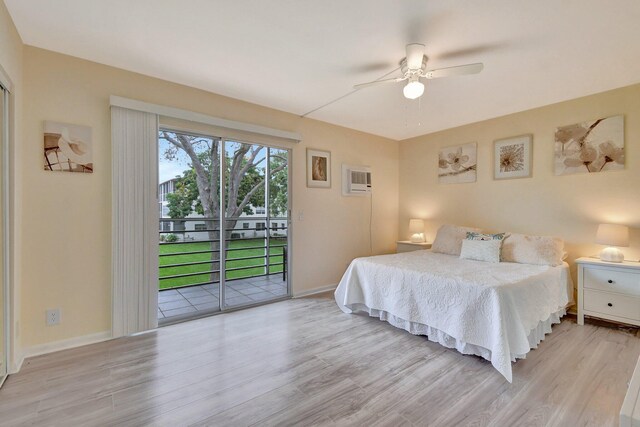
354,43,484,99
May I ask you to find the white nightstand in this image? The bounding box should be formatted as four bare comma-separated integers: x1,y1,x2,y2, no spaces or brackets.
576,257,640,326
396,241,432,253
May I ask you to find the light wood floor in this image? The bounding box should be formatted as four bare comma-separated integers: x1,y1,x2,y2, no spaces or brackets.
1,293,639,426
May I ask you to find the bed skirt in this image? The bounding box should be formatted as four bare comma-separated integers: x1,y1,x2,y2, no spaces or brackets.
346,303,566,366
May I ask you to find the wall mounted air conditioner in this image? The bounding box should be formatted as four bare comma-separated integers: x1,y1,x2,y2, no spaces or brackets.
342,164,372,196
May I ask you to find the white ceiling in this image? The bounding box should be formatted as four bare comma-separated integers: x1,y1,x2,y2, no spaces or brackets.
6,0,640,140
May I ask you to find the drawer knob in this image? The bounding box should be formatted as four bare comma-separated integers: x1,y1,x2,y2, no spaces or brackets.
607,303,613,307
607,279,613,284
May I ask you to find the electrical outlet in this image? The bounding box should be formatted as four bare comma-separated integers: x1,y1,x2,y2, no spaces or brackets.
46,309,60,326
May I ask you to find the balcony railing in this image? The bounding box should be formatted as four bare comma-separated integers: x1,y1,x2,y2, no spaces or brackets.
159,217,288,291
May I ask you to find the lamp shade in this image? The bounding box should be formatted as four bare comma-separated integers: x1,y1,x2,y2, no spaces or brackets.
595,224,629,247
409,219,424,233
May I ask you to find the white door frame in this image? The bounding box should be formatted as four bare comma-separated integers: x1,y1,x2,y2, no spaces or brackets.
0,80,11,386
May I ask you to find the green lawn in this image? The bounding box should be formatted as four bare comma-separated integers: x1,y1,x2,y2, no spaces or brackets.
159,238,286,290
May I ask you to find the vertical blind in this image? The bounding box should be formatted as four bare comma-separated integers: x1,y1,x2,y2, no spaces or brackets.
111,106,159,337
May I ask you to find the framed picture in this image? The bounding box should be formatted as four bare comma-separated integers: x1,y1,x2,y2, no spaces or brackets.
44,121,93,173
438,142,477,184
554,115,624,175
494,134,532,180
306,148,331,188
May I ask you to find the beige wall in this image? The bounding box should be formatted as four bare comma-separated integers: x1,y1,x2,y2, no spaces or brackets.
20,46,399,349
0,1,21,83
399,84,640,284
0,0,23,371
9,5,640,357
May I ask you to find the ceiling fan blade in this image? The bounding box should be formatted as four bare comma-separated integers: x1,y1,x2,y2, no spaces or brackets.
406,43,425,69
353,76,406,90
437,43,505,60
349,61,395,73
424,63,484,79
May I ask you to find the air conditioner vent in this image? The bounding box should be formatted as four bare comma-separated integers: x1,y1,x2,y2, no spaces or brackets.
342,164,372,196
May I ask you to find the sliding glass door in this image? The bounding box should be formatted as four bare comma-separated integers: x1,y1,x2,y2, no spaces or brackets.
158,132,222,319
222,142,289,308
158,131,290,322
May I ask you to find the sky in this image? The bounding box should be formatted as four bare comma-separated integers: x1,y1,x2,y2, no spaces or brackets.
158,137,192,183
158,133,277,184
158,132,290,187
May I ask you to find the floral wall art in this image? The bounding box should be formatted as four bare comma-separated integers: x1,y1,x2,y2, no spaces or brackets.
554,115,624,175
438,142,477,184
494,134,532,180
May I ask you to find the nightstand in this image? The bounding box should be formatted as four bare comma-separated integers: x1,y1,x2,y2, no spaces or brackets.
396,241,431,253
576,257,640,326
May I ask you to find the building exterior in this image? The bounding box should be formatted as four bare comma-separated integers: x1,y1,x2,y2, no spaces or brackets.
158,178,287,241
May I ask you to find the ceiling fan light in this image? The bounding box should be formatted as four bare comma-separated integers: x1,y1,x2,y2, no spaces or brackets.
403,80,424,99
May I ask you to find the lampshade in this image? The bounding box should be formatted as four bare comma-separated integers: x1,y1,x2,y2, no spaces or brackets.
403,80,424,99
409,219,424,233
595,224,629,247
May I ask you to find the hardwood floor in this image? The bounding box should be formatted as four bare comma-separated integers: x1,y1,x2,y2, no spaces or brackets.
1,292,639,426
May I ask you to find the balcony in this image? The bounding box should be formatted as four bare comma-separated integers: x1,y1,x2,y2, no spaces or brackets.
158,217,288,322
158,275,287,319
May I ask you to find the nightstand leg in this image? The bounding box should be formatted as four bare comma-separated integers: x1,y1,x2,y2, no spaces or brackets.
577,312,584,326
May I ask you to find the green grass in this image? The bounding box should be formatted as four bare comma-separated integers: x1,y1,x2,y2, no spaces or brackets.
159,238,286,290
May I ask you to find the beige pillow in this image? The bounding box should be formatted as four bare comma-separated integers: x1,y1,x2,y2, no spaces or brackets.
460,239,503,263
501,233,565,266
431,224,481,256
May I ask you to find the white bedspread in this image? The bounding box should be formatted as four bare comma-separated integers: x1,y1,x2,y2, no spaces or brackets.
334,250,573,382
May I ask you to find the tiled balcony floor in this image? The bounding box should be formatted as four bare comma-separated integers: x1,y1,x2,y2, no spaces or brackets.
158,275,288,321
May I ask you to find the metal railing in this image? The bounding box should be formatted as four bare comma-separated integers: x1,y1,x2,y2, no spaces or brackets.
158,217,288,291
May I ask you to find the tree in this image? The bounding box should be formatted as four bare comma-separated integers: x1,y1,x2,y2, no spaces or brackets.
166,169,199,219
160,131,288,282
268,153,289,217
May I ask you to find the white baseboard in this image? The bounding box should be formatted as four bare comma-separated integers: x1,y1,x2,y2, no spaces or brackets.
9,354,24,374
293,284,337,298
22,330,113,360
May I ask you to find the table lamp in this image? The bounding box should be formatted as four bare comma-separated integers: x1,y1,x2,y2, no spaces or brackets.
409,219,425,243
595,223,629,263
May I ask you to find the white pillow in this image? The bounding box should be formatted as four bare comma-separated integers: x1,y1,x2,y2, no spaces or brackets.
501,233,565,266
460,239,502,263
431,224,481,256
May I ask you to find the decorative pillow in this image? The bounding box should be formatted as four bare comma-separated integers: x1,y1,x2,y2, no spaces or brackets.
460,239,502,263
466,232,507,241
501,233,565,266
431,224,481,256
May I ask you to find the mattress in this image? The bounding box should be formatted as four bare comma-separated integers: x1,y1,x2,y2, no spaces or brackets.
334,250,573,382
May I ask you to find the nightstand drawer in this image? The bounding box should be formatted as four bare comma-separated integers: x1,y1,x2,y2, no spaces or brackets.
583,267,640,297
583,289,640,321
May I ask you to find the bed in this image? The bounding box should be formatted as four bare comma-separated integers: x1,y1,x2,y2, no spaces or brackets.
334,249,573,382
